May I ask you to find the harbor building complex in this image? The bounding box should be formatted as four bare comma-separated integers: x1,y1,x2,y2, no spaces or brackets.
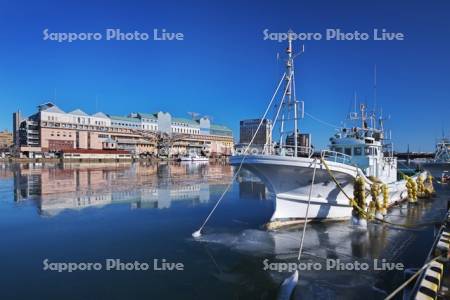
13,102,233,159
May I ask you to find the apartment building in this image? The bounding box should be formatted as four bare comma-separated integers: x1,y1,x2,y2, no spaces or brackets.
237,118,272,153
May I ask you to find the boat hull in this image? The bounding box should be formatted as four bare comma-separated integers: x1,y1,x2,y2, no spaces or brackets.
230,155,413,221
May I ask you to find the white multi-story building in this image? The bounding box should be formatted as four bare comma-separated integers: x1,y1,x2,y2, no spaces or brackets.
171,118,200,135
135,113,159,131
40,105,111,128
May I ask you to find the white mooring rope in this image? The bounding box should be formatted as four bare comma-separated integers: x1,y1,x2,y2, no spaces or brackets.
297,158,318,260
278,158,319,300
192,72,290,238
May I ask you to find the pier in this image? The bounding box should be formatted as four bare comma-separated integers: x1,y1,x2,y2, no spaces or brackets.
395,152,435,160
405,191,450,299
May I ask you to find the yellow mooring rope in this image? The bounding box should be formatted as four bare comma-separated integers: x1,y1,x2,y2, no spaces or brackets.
319,157,438,229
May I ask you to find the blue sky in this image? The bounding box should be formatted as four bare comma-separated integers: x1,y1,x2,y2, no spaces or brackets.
0,0,449,151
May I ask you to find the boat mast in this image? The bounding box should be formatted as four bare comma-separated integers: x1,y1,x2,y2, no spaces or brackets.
274,32,304,156
280,114,285,147
285,32,298,157
360,103,366,130
286,30,298,157
372,64,377,130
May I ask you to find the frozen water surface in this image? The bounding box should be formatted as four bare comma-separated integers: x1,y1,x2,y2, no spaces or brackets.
0,162,448,299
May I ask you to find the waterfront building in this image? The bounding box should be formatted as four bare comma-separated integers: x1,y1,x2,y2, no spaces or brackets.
237,118,272,153
285,132,312,156
171,117,201,135
12,111,21,149
13,102,234,158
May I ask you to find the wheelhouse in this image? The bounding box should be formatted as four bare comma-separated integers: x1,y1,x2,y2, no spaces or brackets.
325,122,397,183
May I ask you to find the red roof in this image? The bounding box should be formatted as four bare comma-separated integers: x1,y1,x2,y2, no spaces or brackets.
61,149,130,154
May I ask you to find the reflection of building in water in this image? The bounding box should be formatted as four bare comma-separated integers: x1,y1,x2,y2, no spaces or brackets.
237,169,268,200
12,162,231,216
0,164,13,179
38,193,113,216
239,181,266,200
128,183,210,209
14,162,128,202
14,165,43,201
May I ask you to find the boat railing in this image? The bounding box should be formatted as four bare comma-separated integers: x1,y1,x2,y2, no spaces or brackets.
234,145,313,157
321,150,352,164
383,156,397,164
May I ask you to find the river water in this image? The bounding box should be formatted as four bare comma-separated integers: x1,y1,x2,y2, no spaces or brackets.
0,162,448,299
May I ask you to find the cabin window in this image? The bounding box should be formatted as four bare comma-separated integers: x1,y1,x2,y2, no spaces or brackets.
364,147,378,156
344,148,352,156
354,147,362,156
335,147,342,153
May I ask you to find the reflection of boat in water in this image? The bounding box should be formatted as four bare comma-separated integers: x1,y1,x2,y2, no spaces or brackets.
198,224,396,298
230,36,426,222
200,203,428,260
198,199,437,298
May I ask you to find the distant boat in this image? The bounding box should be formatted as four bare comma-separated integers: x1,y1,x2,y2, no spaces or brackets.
433,136,450,163
418,136,450,170
178,154,209,162
441,171,449,183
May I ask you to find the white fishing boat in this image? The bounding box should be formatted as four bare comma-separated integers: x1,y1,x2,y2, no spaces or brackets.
230,35,426,222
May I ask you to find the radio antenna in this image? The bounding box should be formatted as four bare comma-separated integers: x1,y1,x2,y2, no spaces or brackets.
373,64,377,112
